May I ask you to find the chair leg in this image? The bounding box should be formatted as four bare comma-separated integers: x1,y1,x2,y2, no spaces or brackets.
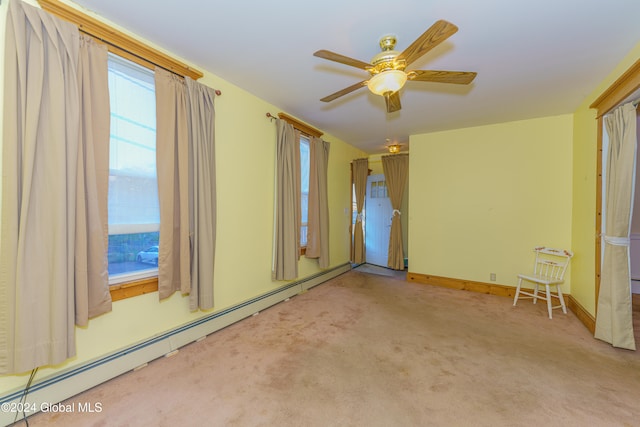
513,278,522,306
556,284,567,314
545,284,553,319
533,284,539,304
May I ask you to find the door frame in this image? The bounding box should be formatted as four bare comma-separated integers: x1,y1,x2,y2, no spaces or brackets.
590,58,640,317
350,162,372,264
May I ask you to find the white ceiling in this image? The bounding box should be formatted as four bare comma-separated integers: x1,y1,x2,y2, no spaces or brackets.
72,0,640,153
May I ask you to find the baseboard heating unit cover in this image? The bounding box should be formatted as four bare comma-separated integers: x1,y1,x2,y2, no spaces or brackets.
0,263,350,427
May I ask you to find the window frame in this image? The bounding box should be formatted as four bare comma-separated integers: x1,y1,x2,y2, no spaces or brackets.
299,135,310,251
105,53,160,299
37,0,205,301
106,53,160,287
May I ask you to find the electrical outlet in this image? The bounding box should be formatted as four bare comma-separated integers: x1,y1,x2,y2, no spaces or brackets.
490,273,496,281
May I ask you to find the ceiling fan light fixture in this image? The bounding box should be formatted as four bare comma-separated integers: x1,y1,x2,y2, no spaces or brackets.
387,143,401,154
367,70,407,96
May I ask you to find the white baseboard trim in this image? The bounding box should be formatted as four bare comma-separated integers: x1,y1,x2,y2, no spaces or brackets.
0,263,351,427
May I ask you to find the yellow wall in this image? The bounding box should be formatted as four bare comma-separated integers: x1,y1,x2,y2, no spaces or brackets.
571,41,640,315
408,115,574,288
570,103,598,314
0,2,365,392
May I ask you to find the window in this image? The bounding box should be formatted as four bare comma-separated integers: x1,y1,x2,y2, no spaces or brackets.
274,112,323,253
107,54,159,285
370,179,388,198
37,0,205,300
300,136,310,248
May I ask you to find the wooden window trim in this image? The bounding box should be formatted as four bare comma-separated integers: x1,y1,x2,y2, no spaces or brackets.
278,113,323,138
38,0,203,80
590,59,640,117
110,277,158,302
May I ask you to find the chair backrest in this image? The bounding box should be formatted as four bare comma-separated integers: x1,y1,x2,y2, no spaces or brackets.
532,247,573,280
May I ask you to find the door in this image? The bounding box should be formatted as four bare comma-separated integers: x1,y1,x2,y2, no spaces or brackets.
365,174,393,267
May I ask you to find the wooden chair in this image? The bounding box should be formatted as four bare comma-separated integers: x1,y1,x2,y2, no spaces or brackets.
513,247,573,319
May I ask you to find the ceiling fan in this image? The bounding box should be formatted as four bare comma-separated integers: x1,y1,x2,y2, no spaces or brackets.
313,20,477,113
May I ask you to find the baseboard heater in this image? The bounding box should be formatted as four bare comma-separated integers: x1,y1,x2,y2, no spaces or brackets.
0,263,350,426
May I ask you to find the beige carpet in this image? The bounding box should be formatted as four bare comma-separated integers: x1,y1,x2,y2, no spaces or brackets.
22,270,640,426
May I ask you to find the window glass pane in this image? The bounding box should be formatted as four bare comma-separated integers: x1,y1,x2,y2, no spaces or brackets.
107,55,159,282
300,225,308,247
300,137,310,247
108,232,159,273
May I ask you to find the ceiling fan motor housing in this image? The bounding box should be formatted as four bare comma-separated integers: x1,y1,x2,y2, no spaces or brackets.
369,35,406,75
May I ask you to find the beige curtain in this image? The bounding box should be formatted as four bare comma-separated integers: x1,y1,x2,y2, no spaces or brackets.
185,77,217,311
155,69,191,299
351,158,368,264
155,70,218,308
382,153,409,270
272,119,301,280
595,102,637,350
306,137,330,268
75,34,112,325
0,0,111,375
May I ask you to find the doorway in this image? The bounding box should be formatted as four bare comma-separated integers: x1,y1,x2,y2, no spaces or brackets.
598,98,639,347
590,57,640,346
365,174,393,267
626,106,640,294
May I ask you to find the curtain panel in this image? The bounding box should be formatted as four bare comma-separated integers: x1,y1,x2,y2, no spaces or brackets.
351,158,368,264
272,119,301,280
155,69,191,299
306,137,330,268
0,0,111,374
75,34,113,324
595,102,637,351
155,70,219,310
382,153,409,270
185,77,217,311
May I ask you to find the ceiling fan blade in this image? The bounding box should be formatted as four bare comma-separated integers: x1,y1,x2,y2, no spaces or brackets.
313,50,371,71
397,20,458,67
320,81,368,102
409,70,477,84
384,92,402,113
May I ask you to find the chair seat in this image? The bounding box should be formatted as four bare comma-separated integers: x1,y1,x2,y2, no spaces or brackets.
517,273,563,286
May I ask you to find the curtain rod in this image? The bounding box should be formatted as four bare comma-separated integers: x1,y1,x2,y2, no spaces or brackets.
266,112,323,138
39,0,202,80
95,32,221,96
37,0,222,93
266,112,321,138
